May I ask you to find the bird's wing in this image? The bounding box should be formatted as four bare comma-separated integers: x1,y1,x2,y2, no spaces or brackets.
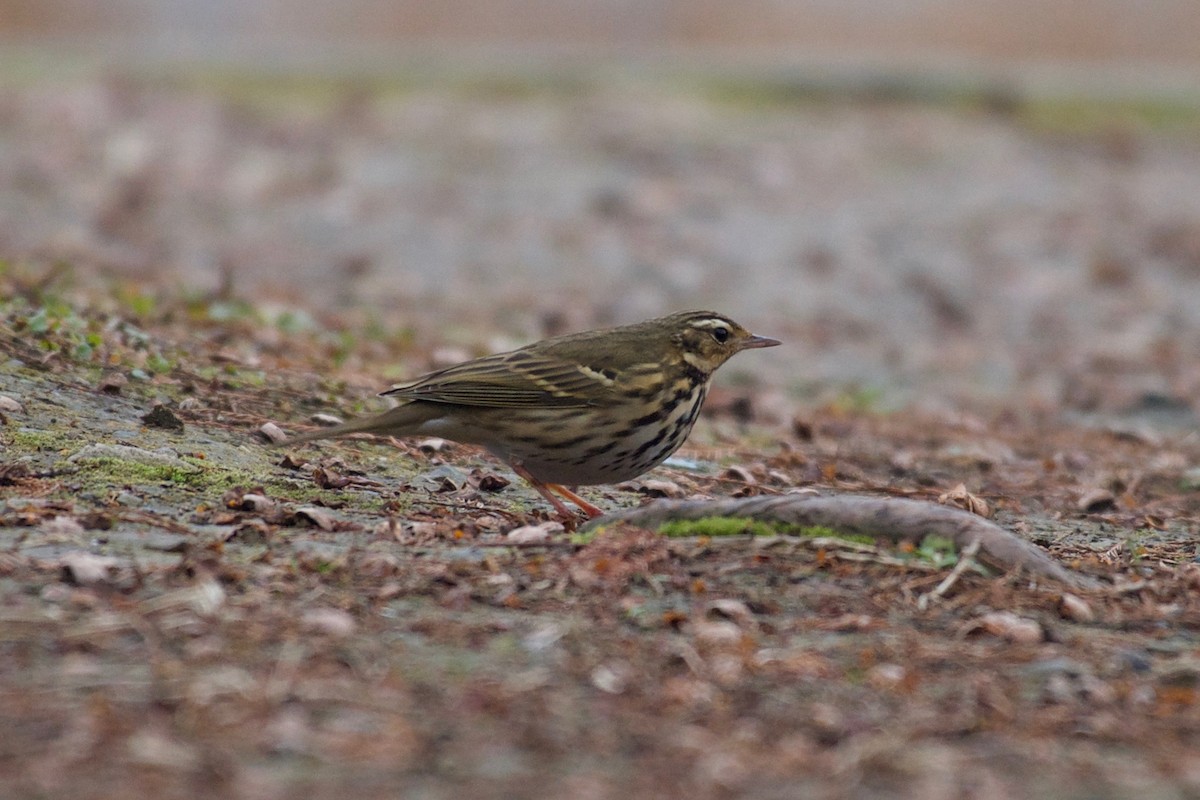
381,349,621,408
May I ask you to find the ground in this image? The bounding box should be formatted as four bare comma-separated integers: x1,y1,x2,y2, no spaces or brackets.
2,71,1200,799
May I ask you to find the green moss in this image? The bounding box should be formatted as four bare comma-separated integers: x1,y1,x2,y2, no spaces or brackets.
658,516,775,538
1018,97,1200,135
9,429,78,452
911,534,959,568
67,456,203,487
655,516,875,544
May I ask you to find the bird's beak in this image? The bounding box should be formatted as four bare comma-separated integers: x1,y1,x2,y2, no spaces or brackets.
741,334,781,350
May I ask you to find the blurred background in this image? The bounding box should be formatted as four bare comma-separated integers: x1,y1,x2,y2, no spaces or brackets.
3,1,1200,412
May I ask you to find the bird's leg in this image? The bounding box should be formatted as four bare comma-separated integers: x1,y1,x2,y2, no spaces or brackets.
510,463,602,520
545,483,604,519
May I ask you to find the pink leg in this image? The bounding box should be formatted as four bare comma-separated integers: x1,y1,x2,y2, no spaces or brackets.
545,483,604,519
510,463,603,520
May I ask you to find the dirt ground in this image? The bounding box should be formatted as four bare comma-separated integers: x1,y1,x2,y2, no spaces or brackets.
3,70,1200,798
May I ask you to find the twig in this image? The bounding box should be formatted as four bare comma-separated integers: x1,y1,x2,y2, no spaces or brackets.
918,538,982,610
588,493,1099,589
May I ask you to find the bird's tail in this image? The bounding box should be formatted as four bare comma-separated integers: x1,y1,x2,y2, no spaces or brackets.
275,403,430,447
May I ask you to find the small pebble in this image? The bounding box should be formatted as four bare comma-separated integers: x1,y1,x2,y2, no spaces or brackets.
1058,593,1095,623
259,422,288,444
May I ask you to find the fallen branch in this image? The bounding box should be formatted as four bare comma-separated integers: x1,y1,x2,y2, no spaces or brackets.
588,493,1098,589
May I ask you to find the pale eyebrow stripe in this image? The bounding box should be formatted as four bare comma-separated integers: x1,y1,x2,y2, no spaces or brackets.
688,318,731,330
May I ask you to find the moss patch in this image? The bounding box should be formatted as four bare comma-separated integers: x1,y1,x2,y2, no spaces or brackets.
655,516,875,545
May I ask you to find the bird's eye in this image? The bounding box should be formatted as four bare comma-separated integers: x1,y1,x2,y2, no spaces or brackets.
711,326,730,344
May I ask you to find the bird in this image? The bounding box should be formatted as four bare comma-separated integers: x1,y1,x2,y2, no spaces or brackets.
279,310,780,520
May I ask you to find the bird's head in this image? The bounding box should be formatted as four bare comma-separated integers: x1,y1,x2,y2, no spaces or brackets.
667,311,781,374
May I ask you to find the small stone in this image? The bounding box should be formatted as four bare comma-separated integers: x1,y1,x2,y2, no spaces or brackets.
866,663,908,690
691,620,744,649
98,373,128,394
300,607,356,637
591,662,631,694
259,422,288,444
0,395,23,413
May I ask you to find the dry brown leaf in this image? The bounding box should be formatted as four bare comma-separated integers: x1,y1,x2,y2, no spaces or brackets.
1077,488,1116,513
705,598,755,628
238,493,275,512
0,462,31,485
506,521,563,544
967,611,1044,644
60,551,121,586
590,662,632,694
721,465,756,484
938,483,991,518
635,478,687,498
40,515,87,538
226,519,272,544
469,468,511,492
1058,593,1095,623
294,506,338,531
141,403,184,431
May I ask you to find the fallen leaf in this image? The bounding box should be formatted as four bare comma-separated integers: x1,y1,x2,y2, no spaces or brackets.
591,662,632,694
468,468,510,491
506,521,564,544
1059,593,1095,623
1077,488,1116,513
301,607,357,637
938,483,991,518
0,462,31,485
40,515,87,538
226,519,272,544
414,465,468,492
141,403,184,431
313,467,354,489
690,619,744,649
126,728,202,769
968,611,1043,644
278,453,309,470
705,598,755,628
238,493,275,512
866,663,908,690
294,506,338,531
636,479,687,498
61,551,121,586
721,465,756,484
